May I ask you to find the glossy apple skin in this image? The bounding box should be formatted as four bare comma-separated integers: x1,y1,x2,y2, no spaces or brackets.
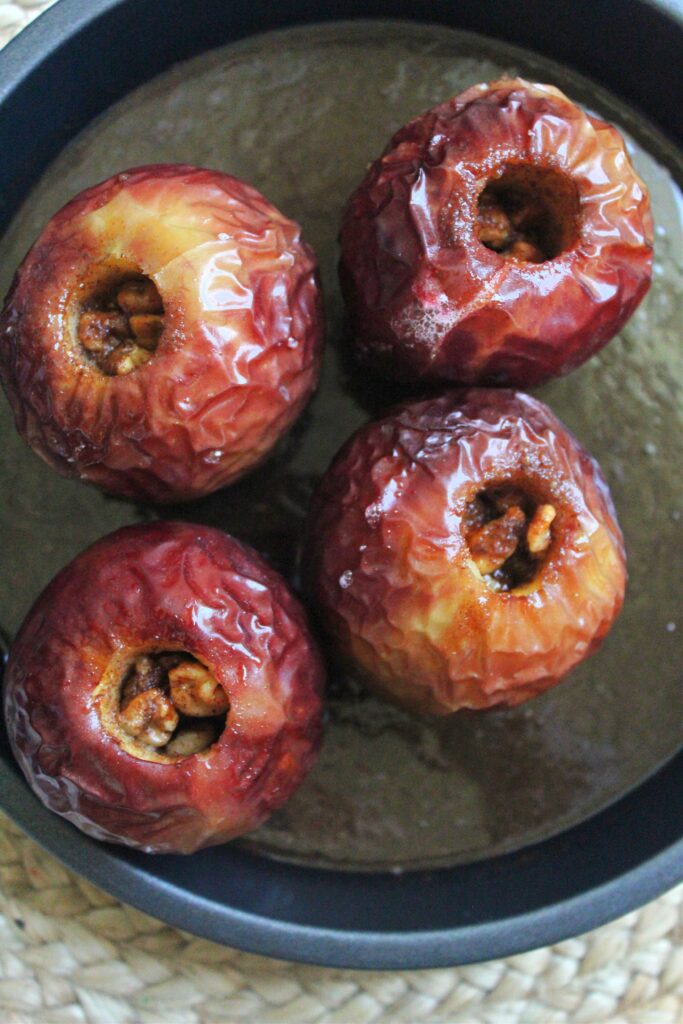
307,389,626,714
339,79,653,387
4,522,324,853
0,164,323,502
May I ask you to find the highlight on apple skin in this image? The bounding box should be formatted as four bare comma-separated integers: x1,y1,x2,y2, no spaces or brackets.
4,522,325,854
307,388,626,715
0,164,324,503
340,79,653,387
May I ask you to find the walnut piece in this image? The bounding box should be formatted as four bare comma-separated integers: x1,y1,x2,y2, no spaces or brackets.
169,661,229,717
119,689,179,747
527,504,557,555
468,506,527,575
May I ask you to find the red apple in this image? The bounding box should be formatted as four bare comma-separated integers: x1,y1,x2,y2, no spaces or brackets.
340,79,653,387
4,522,324,853
307,389,626,714
0,164,323,503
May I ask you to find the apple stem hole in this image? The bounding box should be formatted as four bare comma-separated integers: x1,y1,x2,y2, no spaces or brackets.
476,164,580,262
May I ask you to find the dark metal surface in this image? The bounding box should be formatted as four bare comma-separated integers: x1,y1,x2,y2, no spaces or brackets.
0,0,681,970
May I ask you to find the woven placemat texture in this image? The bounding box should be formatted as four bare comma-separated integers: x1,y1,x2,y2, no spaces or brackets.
0,809,682,1024
0,0,54,48
2,2,683,1022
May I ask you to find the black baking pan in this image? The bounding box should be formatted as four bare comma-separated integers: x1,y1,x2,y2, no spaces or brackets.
0,0,681,969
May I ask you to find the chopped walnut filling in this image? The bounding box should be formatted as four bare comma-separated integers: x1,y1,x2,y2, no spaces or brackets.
467,506,527,575
476,192,544,263
476,164,579,263
527,504,557,555
119,688,178,748
118,652,227,756
168,661,230,717
465,488,556,591
78,275,164,376
166,722,217,757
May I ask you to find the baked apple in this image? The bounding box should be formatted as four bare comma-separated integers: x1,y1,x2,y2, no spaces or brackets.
340,78,653,386
4,522,324,853
307,389,626,714
0,164,323,503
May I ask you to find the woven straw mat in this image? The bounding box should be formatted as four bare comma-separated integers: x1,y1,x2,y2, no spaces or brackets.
1,2,683,1022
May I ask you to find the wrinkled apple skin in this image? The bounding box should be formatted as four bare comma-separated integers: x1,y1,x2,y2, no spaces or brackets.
339,79,653,386
4,522,324,853
307,389,626,714
0,164,323,502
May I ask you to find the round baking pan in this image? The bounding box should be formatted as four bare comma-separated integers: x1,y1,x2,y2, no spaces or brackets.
0,0,681,969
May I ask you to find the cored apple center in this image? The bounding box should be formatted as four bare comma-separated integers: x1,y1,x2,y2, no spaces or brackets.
76,259,164,376
476,163,580,263
464,483,557,591
97,650,229,762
